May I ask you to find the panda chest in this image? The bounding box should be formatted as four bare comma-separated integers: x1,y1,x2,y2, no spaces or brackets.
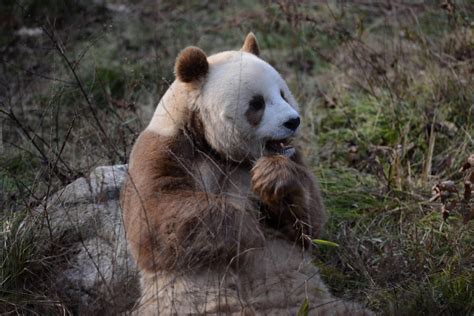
194,159,252,197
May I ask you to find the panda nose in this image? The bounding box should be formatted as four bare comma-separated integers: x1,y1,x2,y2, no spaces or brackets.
283,117,300,131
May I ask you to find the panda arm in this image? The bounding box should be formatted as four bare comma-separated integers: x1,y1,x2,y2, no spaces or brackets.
251,150,327,241
122,130,264,273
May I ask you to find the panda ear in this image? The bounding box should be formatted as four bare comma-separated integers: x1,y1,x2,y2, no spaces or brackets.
174,46,209,83
241,32,260,56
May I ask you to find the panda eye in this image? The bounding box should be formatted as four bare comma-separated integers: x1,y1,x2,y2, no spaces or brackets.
280,90,287,101
248,95,265,111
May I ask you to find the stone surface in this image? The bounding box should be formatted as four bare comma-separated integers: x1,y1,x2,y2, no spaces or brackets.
36,165,139,314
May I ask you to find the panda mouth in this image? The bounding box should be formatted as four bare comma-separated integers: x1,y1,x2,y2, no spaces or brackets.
265,138,295,157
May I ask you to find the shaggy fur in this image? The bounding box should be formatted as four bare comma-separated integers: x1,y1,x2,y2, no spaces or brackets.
251,152,325,242
121,33,372,315
122,129,265,272
174,46,209,83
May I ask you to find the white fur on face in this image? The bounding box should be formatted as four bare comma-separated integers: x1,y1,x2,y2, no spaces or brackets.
253,77,300,141
199,51,300,160
146,51,300,161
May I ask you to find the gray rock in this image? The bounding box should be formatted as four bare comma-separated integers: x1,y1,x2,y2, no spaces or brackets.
35,165,139,314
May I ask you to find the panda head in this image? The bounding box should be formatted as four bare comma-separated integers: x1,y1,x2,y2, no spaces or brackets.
153,33,301,162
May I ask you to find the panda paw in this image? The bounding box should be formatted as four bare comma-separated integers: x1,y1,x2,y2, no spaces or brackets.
251,155,304,206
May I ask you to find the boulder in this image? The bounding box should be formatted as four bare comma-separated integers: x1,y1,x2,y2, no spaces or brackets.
36,165,139,314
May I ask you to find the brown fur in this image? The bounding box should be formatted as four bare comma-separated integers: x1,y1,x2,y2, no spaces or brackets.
121,34,372,315
245,95,265,126
122,127,265,272
121,106,329,314
251,152,326,243
122,122,325,271
241,32,260,56
174,46,209,83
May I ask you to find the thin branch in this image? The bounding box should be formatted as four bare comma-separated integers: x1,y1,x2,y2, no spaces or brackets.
40,24,124,161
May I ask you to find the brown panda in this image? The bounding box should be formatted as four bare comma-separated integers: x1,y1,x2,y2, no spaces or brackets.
121,33,372,315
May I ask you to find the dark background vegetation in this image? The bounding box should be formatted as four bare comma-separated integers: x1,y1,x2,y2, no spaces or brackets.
1,0,473,315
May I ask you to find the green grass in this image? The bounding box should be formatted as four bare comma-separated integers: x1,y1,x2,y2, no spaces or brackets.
0,211,67,314
1,0,473,314
315,173,474,314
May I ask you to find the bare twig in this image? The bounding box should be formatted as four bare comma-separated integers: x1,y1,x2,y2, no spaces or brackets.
40,24,124,161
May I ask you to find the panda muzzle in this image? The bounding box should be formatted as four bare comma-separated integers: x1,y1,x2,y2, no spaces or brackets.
265,138,295,157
